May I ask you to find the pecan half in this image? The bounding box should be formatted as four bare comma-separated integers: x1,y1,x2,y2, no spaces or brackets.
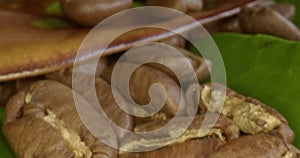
2,80,118,158
200,83,294,143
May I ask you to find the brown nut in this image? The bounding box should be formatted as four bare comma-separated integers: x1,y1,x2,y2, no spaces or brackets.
119,115,234,157
207,133,299,158
60,0,133,26
120,138,223,158
238,6,300,41
200,83,295,143
146,0,203,13
98,55,119,83
46,68,134,134
134,114,240,141
113,63,185,116
271,3,296,21
122,44,211,83
219,16,242,33
2,80,118,158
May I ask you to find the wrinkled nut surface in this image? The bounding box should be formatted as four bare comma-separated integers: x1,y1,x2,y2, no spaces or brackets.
239,6,300,41
200,83,295,143
207,134,299,158
119,115,232,157
60,0,133,26
46,68,134,134
2,80,118,158
133,115,240,142
120,138,223,158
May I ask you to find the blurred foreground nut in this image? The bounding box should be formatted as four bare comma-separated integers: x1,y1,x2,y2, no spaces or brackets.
60,0,133,26
207,134,299,158
239,7,300,41
2,80,118,158
146,0,203,13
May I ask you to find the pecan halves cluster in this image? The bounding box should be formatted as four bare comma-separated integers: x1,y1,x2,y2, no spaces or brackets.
2,47,299,158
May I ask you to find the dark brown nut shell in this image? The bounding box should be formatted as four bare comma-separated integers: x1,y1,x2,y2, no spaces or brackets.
239,6,300,41
97,56,119,84
60,0,133,26
200,83,295,143
207,134,298,158
119,138,223,158
3,80,118,158
0,81,16,106
15,76,46,92
146,0,203,13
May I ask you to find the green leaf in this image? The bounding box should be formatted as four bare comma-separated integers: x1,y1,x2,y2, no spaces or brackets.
210,33,300,148
132,1,145,8
0,107,15,158
275,0,300,27
45,2,63,16
31,17,69,29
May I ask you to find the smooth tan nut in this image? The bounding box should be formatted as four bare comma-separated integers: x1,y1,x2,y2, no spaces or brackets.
239,6,300,41
146,0,203,13
60,0,133,26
